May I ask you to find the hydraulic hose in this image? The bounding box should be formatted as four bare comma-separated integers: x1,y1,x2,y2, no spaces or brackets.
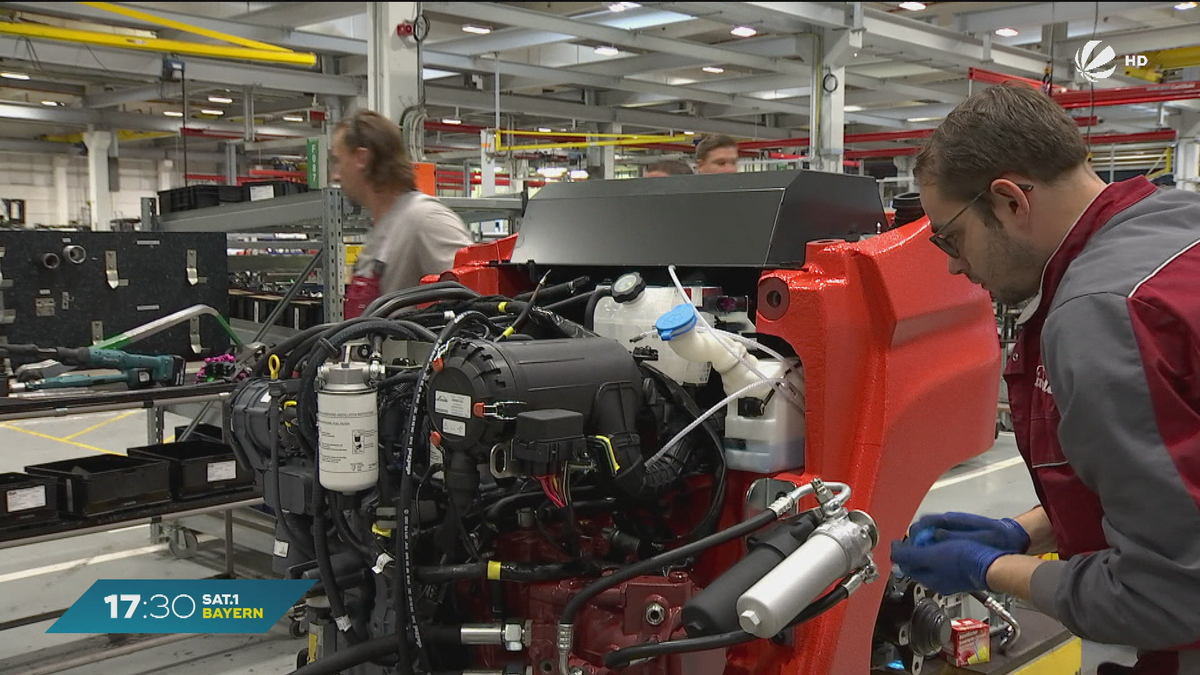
362,281,480,317
286,632,402,675
557,482,828,675
416,561,576,584
514,275,589,303
603,582,851,669
583,285,612,331
381,289,484,319
251,322,337,377
311,480,361,643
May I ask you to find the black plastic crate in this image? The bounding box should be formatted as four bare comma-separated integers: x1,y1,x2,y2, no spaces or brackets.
127,441,253,499
25,455,171,517
243,180,309,202
172,423,226,445
158,185,245,214
0,472,59,530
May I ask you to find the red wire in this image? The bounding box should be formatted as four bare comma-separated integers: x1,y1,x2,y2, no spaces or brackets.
538,477,565,508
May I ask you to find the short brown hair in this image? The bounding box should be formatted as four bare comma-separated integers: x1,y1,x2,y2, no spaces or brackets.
696,133,737,162
645,159,693,176
915,84,1088,206
335,110,416,192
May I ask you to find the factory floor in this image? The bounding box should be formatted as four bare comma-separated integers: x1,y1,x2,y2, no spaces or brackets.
0,411,1134,675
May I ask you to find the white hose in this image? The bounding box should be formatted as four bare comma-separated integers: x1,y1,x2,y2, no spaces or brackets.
646,377,787,466
667,265,803,410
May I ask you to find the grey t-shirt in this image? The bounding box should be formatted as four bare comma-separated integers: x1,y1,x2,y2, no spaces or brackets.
354,191,473,294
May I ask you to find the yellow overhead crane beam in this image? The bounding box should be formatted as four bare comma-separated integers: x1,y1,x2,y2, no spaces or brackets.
1124,45,1200,83
495,129,693,152
0,1,316,67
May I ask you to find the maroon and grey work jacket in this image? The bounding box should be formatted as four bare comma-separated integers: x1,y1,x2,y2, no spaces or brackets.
1006,176,1200,672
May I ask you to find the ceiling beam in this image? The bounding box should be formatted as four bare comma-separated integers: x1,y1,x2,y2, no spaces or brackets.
0,137,228,162
0,2,367,55
425,85,793,139
0,101,301,137
956,2,1177,34
83,82,184,108
426,6,696,56
0,36,363,97
567,36,809,78
424,2,807,76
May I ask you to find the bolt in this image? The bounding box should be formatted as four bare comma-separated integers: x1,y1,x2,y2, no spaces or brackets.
644,602,666,626
740,609,762,630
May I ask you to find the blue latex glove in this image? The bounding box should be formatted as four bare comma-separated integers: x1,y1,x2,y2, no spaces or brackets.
890,539,1007,594
911,512,1030,554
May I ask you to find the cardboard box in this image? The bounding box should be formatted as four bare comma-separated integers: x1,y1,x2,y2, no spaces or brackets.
943,618,991,667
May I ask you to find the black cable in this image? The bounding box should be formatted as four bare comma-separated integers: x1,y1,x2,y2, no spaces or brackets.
311,479,363,644
416,561,576,584
331,494,375,564
363,282,480,318
286,632,402,675
542,291,594,314
603,583,850,669
500,272,549,340
560,508,778,626
252,322,338,377
268,385,315,560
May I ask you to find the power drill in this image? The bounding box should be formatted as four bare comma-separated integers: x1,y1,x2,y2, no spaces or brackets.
0,345,185,394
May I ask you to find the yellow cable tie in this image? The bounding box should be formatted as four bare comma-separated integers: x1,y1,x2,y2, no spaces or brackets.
500,326,515,338
487,560,503,581
498,301,508,313
372,524,393,538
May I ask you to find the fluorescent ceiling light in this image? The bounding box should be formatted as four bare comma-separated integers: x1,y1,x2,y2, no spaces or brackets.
441,117,462,125
0,72,30,80
40,100,59,107
702,66,725,74
898,1,926,10
569,169,589,180
994,27,1019,37
207,95,233,104
537,167,567,178
684,131,695,135
283,115,306,122
537,127,552,133
594,46,620,56
200,109,224,116
608,2,641,11
844,105,863,112
461,24,492,34
163,110,184,117
906,116,942,123
730,26,757,38
1175,1,1197,8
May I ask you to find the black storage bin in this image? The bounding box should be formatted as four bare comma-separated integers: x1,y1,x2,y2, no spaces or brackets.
127,441,253,499
158,185,245,214
172,423,226,445
25,455,171,517
243,180,309,201
0,472,59,530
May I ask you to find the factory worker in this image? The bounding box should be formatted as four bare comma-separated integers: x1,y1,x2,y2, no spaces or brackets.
331,110,472,318
890,83,1200,675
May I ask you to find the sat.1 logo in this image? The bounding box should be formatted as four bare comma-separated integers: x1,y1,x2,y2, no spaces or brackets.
1074,40,1150,82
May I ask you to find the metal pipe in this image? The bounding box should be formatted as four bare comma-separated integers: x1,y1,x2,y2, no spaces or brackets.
972,592,1021,654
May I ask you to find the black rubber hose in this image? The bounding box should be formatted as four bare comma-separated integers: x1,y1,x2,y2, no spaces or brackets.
251,322,338,377
583,285,612,331
603,583,850,669
286,632,401,675
362,281,480,317
310,479,362,644
281,317,378,380
514,276,588,303
331,495,375,564
543,291,595,314
560,508,778,626
416,561,576,584
369,286,482,319
268,387,315,560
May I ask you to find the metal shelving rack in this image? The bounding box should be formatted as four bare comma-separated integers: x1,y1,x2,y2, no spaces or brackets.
146,189,524,326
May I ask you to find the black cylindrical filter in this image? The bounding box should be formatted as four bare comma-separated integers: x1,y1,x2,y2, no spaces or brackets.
891,192,925,227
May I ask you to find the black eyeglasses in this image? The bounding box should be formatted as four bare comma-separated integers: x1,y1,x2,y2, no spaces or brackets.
929,183,1033,258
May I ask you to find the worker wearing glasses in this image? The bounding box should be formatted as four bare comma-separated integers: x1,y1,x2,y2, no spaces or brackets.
891,84,1200,675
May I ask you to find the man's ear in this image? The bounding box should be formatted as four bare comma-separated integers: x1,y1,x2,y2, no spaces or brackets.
354,146,371,170
990,179,1033,230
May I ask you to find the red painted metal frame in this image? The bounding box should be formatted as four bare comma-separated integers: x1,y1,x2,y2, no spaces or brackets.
428,217,1000,674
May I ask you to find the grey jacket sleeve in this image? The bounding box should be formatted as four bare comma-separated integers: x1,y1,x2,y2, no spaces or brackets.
1035,292,1200,649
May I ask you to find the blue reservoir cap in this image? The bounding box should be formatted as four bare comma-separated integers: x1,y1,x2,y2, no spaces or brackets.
655,304,698,341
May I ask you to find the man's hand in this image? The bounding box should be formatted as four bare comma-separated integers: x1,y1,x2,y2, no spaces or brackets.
911,512,1031,554
890,539,1007,594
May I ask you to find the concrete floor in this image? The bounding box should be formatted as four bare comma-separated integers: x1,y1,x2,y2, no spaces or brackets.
0,410,1134,675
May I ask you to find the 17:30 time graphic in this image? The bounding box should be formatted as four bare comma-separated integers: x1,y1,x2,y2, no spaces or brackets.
104,593,200,619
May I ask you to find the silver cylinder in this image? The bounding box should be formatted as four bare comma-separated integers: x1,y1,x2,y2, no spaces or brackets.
737,511,877,638
460,624,504,645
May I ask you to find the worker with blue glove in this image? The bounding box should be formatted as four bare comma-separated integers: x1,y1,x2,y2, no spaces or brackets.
893,83,1200,675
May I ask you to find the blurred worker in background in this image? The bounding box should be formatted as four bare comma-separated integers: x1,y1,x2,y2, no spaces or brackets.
694,134,739,174
331,110,472,319
890,83,1200,674
643,159,693,177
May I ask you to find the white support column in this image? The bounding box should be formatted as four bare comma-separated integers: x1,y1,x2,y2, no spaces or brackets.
83,129,113,230
810,27,857,173
157,159,174,192
480,129,496,196
894,155,915,193
603,122,620,180
367,2,420,121
1176,111,1200,193
224,142,238,185
53,155,70,226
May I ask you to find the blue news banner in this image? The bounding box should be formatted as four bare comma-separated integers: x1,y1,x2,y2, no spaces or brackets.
48,579,315,634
